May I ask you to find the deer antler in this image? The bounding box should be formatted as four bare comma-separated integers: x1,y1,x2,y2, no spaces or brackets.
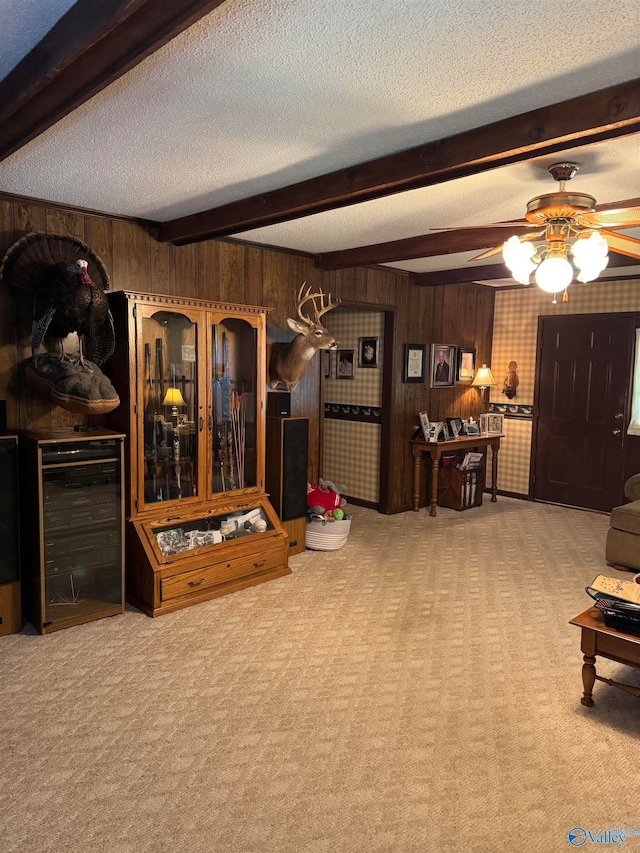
313,289,341,318
269,283,341,391
296,282,340,326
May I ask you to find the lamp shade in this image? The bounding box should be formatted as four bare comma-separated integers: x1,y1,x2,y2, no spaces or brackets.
471,364,496,389
162,387,186,408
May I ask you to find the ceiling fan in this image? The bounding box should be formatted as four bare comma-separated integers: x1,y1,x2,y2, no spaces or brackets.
453,162,640,298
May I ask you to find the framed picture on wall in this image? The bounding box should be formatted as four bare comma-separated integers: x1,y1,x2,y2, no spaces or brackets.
358,336,379,368
336,349,356,379
457,347,476,382
403,344,426,383
430,344,457,388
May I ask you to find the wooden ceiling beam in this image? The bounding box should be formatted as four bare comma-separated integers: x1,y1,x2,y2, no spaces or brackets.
0,0,227,162
414,251,638,287
317,197,640,270
317,227,534,270
160,78,640,244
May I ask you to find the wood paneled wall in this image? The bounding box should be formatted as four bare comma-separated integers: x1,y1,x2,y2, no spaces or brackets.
0,194,495,512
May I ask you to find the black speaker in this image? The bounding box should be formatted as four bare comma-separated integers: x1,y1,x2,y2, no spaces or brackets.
267,392,291,418
266,417,309,521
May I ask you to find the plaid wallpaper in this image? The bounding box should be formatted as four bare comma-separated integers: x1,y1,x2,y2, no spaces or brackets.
323,419,381,503
492,277,640,495
322,310,384,503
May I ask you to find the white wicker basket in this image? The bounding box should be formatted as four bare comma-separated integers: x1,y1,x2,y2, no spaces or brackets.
305,517,352,551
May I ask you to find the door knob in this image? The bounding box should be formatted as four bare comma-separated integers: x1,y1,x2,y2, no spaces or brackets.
614,412,624,419
612,429,622,436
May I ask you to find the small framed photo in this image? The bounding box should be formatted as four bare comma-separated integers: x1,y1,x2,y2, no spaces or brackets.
358,336,379,368
336,349,356,379
431,344,457,388
465,421,480,436
480,413,504,434
419,411,430,440
404,344,426,383
322,350,332,379
446,417,463,438
430,421,449,442
457,347,476,382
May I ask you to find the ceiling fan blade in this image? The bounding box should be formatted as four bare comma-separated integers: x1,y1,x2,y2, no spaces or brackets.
579,207,640,228
601,231,640,260
468,229,545,263
468,244,505,262
431,218,529,231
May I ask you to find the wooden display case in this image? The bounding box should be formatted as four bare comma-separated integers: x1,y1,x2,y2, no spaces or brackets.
19,429,125,634
0,436,21,636
106,291,290,616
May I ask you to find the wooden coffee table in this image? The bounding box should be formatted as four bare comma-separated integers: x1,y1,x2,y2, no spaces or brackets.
569,607,640,705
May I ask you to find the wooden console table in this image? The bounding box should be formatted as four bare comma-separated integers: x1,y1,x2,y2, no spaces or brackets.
570,607,640,706
410,433,503,516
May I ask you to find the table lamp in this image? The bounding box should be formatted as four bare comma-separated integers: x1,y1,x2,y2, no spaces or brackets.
162,367,187,420
471,364,496,404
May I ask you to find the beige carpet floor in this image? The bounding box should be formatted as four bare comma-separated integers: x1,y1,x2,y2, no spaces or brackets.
2,498,640,853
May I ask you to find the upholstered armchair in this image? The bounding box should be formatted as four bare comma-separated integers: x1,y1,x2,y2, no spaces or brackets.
606,474,640,571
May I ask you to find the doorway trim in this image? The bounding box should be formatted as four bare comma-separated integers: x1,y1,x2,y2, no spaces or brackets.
318,302,396,513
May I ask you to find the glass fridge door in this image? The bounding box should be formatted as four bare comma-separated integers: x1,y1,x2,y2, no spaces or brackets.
140,309,199,506
210,318,257,494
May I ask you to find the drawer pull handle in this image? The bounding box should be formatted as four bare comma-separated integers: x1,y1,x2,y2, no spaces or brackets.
188,578,205,587
253,560,266,569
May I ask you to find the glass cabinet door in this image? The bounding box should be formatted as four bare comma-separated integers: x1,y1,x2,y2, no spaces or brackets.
140,309,200,506
210,318,258,494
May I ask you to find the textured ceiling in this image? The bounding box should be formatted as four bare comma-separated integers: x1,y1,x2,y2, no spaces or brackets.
0,0,639,278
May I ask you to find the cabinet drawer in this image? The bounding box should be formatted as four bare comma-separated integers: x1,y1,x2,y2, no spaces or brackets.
161,544,283,602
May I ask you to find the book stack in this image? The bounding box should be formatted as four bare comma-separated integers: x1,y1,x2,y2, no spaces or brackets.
457,452,483,471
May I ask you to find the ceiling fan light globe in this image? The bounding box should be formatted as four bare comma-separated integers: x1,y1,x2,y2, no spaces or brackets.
535,257,573,293
509,260,536,285
503,235,537,284
575,254,609,283
503,235,533,264
572,230,609,261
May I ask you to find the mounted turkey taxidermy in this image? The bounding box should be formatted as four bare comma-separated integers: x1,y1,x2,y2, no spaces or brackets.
268,283,340,391
0,232,119,414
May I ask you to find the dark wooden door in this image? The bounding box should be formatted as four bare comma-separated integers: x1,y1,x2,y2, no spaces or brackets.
533,314,635,512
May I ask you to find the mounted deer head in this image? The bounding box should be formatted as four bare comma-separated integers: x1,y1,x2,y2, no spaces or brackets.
268,283,340,391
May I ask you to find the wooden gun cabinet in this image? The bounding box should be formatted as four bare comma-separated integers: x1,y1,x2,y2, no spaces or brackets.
106,291,290,616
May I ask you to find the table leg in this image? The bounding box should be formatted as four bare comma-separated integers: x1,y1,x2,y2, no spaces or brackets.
412,451,421,512
490,442,499,502
429,455,439,517
581,654,596,707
